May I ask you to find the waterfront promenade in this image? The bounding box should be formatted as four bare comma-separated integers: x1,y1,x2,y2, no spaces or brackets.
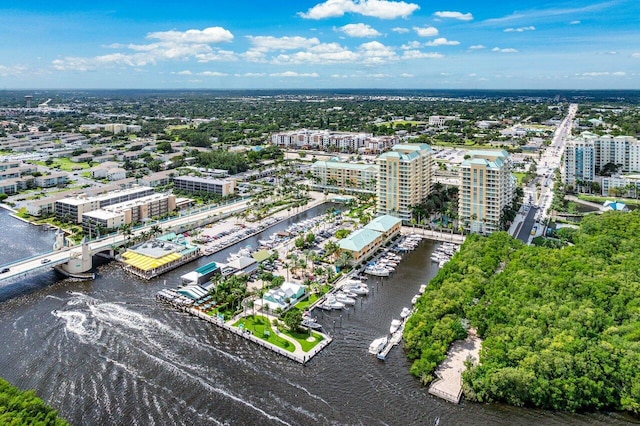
428,330,482,404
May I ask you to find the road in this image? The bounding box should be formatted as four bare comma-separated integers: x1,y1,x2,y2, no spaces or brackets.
515,206,538,243
0,197,252,281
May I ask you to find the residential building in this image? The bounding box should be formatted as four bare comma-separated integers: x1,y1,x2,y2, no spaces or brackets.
310,158,378,194
55,186,154,223
599,174,640,197
271,129,397,153
173,176,235,196
459,150,516,235
34,172,68,188
138,170,174,187
338,214,402,264
563,133,640,186
563,139,595,185
376,143,434,222
81,192,176,235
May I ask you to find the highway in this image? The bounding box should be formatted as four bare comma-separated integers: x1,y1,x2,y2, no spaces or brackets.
511,103,578,243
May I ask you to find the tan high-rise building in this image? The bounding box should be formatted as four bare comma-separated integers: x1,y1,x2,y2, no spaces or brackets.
459,150,516,235
376,143,434,222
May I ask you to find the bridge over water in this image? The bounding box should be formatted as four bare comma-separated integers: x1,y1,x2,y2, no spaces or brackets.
0,198,250,282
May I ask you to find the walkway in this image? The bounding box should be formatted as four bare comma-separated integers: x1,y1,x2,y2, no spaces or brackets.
565,195,607,212
428,330,482,404
401,226,465,244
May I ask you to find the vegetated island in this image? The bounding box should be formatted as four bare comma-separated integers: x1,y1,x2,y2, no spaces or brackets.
404,211,640,414
0,377,69,425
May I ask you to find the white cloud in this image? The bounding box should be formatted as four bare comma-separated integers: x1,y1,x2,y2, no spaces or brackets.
434,11,473,21
632,53,640,58
367,73,390,78
504,26,535,32
569,20,581,25
469,45,486,50
234,72,267,77
581,71,626,76
337,23,381,37
401,41,422,50
0,65,27,77
401,73,414,77
402,50,443,59
440,72,451,76
492,47,518,53
413,26,439,37
468,73,477,77
424,38,460,46
247,36,320,52
146,27,234,44
270,71,320,78
199,71,228,77
52,27,236,71
299,0,420,20
174,70,192,75
358,41,397,64
272,42,359,64
392,27,410,33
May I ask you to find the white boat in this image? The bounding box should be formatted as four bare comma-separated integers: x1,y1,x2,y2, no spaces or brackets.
324,296,345,310
364,267,390,277
389,319,402,334
334,293,356,305
345,285,369,295
400,307,411,319
411,295,419,305
369,337,388,355
419,284,427,294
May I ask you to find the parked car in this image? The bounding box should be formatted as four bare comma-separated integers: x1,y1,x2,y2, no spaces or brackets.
0,267,9,274
41,258,51,264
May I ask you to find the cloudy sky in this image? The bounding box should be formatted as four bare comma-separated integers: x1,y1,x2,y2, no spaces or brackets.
1,0,638,89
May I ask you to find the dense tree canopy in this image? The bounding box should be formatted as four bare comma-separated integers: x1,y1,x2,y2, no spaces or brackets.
0,378,68,425
405,211,640,413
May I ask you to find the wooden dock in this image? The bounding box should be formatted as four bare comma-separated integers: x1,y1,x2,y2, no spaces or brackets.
377,321,405,360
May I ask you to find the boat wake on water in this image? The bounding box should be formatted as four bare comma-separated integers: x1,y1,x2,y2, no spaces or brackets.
49,291,325,425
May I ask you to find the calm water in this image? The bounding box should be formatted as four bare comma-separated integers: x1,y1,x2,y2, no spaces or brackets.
0,207,634,425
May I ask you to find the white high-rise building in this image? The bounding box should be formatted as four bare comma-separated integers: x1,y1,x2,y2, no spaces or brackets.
459,150,516,235
563,133,640,186
563,139,595,185
376,143,434,222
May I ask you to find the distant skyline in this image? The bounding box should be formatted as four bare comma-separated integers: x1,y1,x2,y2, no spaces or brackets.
1,0,639,90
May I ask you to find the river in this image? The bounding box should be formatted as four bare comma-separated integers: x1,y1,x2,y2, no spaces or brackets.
0,207,633,425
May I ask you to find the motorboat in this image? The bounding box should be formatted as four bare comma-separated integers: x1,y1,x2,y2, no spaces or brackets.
345,285,369,296
301,319,323,330
334,293,356,305
419,284,427,294
369,337,388,355
364,266,390,277
411,295,419,305
400,307,411,319
323,297,345,310
389,319,402,334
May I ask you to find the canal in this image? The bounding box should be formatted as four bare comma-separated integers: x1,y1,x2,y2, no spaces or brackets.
0,207,631,425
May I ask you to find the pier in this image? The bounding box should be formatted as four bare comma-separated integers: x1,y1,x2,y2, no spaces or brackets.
376,320,405,360
428,331,482,404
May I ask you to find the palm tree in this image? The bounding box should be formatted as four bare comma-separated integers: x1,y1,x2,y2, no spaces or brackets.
119,223,133,246
150,224,162,237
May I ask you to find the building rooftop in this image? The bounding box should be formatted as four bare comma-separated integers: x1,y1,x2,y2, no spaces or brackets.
365,215,402,233
338,228,380,252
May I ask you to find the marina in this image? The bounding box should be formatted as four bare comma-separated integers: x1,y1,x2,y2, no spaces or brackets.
0,207,623,425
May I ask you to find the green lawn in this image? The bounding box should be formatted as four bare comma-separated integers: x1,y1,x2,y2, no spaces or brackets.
577,194,640,206
513,172,526,186
32,158,92,171
234,316,295,352
233,315,324,353
295,293,320,310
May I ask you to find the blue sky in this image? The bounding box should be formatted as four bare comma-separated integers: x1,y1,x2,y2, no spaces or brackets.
1,0,638,89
